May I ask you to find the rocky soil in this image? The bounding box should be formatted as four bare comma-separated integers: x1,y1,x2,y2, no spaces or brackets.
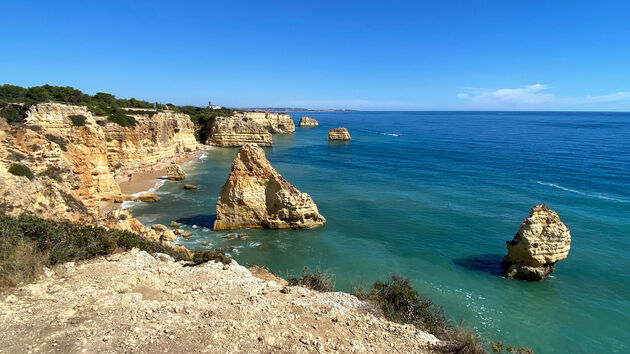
0,250,440,353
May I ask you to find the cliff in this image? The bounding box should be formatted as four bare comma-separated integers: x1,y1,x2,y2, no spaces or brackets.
238,111,295,133
214,144,326,230
204,116,272,147
0,103,120,223
502,204,571,280
102,111,199,178
0,250,440,353
0,103,199,236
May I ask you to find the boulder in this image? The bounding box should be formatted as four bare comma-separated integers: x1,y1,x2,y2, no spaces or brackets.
502,204,571,280
166,163,186,181
213,143,326,231
184,184,198,190
328,127,351,141
298,117,318,127
170,221,180,228
136,193,160,202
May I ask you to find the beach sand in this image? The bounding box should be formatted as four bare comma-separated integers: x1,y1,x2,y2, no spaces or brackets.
99,149,207,215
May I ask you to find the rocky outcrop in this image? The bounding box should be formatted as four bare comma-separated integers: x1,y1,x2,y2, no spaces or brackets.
166,163,186,181
0,103,121,223
0,250,440,353
214,143,325,231
239,111,295,133
203,116,272,147
298,116,318,127
502,204,571,280
328,127,351,140
101,111,200,178
136,193,160,203
0,103,195,243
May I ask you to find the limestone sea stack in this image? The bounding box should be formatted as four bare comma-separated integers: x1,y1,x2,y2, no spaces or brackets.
213,143,326,231
502,204,571,281
328,127,351,141
204,116,272,147
298,116,318,127
166,163,186,181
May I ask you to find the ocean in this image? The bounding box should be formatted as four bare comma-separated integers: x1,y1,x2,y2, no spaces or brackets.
128,111,630,353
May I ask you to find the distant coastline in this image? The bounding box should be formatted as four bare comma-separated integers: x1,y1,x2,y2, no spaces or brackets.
238,107,359,112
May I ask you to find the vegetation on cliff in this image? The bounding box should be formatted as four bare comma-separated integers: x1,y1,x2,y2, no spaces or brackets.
0,213,193,290
0,84,233,128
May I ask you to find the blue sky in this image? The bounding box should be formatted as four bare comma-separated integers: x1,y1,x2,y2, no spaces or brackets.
1,1,629,110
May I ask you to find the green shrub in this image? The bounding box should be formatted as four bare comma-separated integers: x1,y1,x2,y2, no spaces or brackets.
0,213,192,290
0,105,26,124
44,134,68,151
68,114,86,126
107,111,136,127
491,341,534,354
287,266,335,292
191,248,232,265
354,274,450,337
7,163,34,180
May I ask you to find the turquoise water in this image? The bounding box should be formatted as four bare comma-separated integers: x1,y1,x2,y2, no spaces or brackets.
130,112,630,353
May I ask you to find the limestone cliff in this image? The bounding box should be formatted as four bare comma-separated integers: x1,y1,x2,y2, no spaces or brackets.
102,111,199,178
0,103,120,223
328,127,351,140
298,116,318,127
214,143,325,231
502,204,571,280
204,116,272,147
238,111,295,133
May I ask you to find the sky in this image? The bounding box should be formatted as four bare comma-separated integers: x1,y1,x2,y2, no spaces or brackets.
1,1,629,111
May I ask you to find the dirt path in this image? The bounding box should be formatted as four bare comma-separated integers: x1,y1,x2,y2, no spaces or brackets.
0,250,440,353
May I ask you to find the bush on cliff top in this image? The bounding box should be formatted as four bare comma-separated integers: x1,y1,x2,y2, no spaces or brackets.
68,114,86,126
0,104,27,124
287,266,335,292
7,163,34,180
0,213,191,291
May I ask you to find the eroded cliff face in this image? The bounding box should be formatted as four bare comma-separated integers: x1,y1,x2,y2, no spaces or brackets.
0,103,120,223
102,111,199,178
238,111,295,133
214,143,325,231
0,103,199,240
502,204,571,280
204,116,272,147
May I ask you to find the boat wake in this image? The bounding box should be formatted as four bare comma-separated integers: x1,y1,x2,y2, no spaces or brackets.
536,181,629,203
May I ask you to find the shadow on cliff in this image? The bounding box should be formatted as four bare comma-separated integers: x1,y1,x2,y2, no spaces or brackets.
175,214,216,229
453,254,504,276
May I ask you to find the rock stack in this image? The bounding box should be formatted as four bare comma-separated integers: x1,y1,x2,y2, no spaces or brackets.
166,163,186,181
328,127,351,141
213,143,326,231
502,204,571,280
298,117,318,127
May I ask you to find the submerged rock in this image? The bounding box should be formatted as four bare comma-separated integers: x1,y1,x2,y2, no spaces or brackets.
502,204,571,280
166,163,186,181
184,184,198,190
328,127,351,141
213,143,326,231
298,117,318,127
136,193,160,203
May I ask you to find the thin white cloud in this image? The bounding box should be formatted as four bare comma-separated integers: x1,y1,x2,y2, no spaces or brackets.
584,91,630,103
458,84,555,107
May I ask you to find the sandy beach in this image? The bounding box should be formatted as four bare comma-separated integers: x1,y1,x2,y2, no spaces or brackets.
99,149,208,214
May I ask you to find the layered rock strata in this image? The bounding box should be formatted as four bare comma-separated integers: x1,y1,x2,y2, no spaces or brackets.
102,111,199,178
204,116,272,147
328,127,351,140
214,143,325,231
502,204,571,280
0,103,121,223
238,111,295,133
298,116,319,127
